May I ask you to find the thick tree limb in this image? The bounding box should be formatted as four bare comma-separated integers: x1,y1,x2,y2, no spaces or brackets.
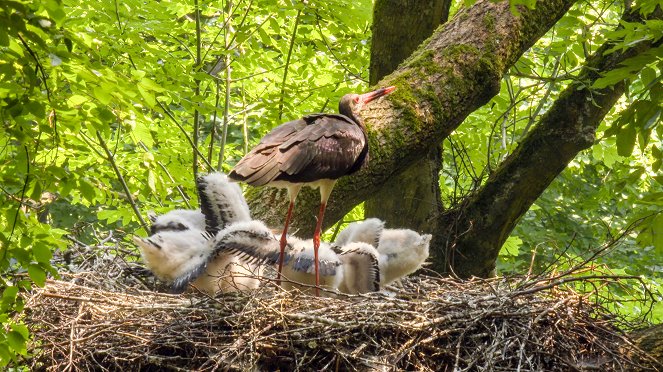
437,9,662,277
245,0,576,236
365,0,450,233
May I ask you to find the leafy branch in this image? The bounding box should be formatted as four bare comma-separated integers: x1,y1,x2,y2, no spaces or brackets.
96,131,149,231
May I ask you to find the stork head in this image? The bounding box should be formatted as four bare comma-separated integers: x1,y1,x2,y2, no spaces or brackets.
377,229,431,286
132,229,211,283
149,209,206,235
339,86,396,122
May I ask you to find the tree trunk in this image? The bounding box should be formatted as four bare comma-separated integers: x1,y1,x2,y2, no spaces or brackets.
246,0,577,239
365,0,451,234
629,324,663,366
435,8,661,277
369,0,451,85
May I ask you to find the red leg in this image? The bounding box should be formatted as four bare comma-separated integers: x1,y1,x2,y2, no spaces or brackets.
312,201,327,297
277,200,296,285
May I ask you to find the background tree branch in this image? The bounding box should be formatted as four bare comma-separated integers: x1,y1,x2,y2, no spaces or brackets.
364,0,451,234
436,7,662,277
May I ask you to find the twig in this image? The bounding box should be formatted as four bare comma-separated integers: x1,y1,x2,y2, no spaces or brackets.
277,9,302,121
96,131,149,231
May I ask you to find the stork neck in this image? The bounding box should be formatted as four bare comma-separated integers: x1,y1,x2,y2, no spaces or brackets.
339,106,362,127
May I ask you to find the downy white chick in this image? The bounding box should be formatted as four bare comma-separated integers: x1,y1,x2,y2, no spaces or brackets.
196,172,251,235
132,228,211,288
149,209,206,235
135,172,261,294
376,229,431,286
334,218,431,286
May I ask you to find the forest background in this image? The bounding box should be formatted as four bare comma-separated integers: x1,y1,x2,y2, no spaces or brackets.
0,0,661,365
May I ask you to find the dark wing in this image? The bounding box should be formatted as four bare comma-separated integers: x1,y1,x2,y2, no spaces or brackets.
197,172,251,235
229,114,367,185
228,119,307,186
277,115,367,183
210,221,341,276
150,221,189,235
338,243,380,293
210,222,283,266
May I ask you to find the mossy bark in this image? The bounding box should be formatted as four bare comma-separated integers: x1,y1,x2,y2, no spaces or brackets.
245,0,576,239
365,0,450,233
435,9,662,277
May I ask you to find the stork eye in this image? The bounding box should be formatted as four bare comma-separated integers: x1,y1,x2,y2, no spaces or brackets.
353,96,360,103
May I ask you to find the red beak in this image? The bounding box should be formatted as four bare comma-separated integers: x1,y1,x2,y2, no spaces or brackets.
358,86,396,104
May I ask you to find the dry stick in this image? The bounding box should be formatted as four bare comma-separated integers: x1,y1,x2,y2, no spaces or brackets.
156,100,213,170
96,131,149,231
192,0,203,177
521,56,561,137
277,8,302,121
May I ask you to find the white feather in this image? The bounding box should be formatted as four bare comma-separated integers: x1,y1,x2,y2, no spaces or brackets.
377,229,431,285
133,229,210,283
337,242,380,294
334,218,384,248
281,239,343,296
192,252,262,294
197,172,251,233
150,209,206,234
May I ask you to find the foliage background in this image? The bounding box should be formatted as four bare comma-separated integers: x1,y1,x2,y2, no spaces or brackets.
0,0,661,366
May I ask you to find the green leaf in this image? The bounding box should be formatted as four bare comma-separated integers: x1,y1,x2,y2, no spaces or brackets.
6,330,27,356
10,323,29,340
652,214,663,254
137,84,156,107
93,85,112,105
652,145,662,172
1,287,19,312
28,264,47,287
616,124,636,157
139,78,166,92
67,94,88,106
78,179,97,203
500,236,522,257
97,209,122,224
147,170,156,193
32,242,53,264
0,343,14,366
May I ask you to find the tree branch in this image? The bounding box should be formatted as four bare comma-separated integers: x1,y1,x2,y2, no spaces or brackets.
437,7,662,277
96,131,149,231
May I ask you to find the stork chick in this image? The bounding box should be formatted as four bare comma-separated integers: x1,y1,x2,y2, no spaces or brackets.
211,220,380,296
149,209,206,235
133,228,211,287
136,172,261,294
334,218,431,286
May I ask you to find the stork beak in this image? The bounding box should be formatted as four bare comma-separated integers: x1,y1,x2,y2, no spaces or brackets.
358,86,396,104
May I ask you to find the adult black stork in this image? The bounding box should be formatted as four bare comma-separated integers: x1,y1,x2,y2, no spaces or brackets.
229,86,396,295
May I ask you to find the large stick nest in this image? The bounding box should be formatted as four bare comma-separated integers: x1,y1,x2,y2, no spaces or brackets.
20,241,660,371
